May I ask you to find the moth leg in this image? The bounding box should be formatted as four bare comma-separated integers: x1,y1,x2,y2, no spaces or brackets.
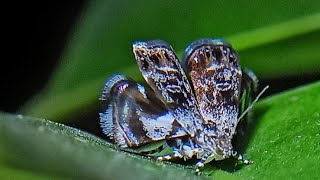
156,155,173,161
156,145,200,162
195,160,205,174
156,149,183,161
232,150,253,165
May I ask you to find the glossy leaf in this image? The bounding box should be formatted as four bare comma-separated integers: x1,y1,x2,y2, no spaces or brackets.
0,113,203,180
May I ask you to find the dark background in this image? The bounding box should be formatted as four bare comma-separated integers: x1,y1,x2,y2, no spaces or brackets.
1,1,318,114
1,2,85,112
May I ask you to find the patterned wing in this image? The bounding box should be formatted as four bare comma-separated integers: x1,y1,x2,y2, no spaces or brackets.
132,40,202,136
99,74,187,148
181,39,242,136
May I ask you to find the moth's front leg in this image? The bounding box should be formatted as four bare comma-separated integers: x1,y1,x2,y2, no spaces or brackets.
193,150,253,174
232,150,254,165
156,144,199,162
195,160,205,174
156,149,184,161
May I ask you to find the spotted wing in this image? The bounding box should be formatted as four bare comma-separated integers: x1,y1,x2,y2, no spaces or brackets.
181,39,242,135
132,40,202,136
99,74,187,148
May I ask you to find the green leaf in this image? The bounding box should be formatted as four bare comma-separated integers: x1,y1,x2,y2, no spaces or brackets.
2,81,320,179
0,113,203,180
204,81,320,178
21,0,320,121
236,81,320,179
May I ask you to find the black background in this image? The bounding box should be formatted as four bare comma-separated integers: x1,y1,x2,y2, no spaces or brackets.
1,2,85,112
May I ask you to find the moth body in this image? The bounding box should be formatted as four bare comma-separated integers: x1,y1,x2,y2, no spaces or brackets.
100,38,257,172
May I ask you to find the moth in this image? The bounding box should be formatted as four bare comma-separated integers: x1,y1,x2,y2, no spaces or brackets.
99,38,263,173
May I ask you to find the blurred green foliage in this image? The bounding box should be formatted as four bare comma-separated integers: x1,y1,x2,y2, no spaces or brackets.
20,0,320,121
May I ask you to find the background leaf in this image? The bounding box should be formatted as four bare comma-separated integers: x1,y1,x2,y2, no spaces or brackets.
2,81,319,179
20,0,320,121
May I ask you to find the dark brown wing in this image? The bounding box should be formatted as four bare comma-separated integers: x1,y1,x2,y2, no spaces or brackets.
181,39,242,136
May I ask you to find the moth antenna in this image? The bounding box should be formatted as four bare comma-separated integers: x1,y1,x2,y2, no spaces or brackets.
237,85,269,121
